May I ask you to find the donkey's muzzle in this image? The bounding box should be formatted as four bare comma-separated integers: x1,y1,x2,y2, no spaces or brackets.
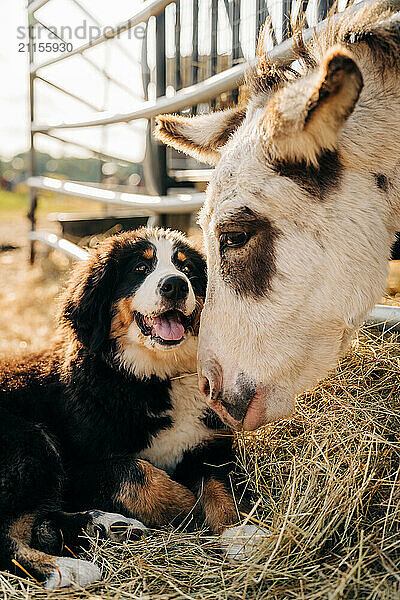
198,361,258,430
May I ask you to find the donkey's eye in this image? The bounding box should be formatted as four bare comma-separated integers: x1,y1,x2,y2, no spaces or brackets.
220,232,250,250
135,263,148,272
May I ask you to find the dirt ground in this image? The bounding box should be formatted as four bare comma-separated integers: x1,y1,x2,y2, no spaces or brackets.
0,215,70,359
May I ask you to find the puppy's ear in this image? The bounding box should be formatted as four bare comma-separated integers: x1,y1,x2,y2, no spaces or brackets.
60,247,119,352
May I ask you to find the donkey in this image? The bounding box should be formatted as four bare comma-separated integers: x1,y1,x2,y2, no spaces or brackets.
155,1,400,431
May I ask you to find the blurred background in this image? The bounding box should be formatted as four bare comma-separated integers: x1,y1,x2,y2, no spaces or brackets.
0,0,151,357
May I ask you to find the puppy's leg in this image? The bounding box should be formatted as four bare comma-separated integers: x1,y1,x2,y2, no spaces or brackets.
5,514,100,590
201,478,239,534
200,472,270,559
0,409,100,589
173,435,241,533
116,460,198,528
32,509,147,551
174,435,270,557
68,458,198,529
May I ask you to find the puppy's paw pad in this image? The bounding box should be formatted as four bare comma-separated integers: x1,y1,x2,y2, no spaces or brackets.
87,510,147,541
220,524,270,560
44,557,101,589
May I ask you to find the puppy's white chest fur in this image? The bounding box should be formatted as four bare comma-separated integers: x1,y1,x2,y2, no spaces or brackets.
137,377,212,472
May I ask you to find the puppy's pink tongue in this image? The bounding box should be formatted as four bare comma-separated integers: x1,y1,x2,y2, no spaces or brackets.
152,314,184,340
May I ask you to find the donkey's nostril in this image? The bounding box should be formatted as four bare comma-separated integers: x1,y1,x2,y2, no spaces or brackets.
199,376,210,398
198,358,223,403
159,276,189,300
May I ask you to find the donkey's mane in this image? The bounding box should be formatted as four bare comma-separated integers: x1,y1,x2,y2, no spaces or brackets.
248,1,400,98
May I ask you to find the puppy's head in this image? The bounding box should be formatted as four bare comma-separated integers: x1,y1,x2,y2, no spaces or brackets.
59,228,207,376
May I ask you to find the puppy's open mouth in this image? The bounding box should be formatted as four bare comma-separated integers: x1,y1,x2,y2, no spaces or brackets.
134,309,194,346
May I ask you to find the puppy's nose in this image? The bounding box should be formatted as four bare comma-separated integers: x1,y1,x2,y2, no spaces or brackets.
159,275,189,300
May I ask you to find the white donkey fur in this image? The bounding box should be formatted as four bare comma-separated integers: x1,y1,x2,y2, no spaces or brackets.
155,2,400,430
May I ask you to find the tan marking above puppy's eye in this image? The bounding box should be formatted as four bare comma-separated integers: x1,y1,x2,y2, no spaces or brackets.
177,251,186,262
143,248,154,260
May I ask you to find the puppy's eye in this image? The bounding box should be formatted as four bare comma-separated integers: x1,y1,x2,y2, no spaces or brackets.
135,263,148,272
182,264,191,275
220,232,250,250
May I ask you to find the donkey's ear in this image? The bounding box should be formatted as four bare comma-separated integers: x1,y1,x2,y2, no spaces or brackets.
154,106,247,165
262,46,363,166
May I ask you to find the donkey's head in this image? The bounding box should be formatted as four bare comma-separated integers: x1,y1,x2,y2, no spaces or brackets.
155,7,400,430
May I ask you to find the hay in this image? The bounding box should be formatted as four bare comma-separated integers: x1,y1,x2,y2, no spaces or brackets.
1,326,400,599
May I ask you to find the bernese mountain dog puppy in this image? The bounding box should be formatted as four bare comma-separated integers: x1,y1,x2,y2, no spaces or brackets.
0,228,257,590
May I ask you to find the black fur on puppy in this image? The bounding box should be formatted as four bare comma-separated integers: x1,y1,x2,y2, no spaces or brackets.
0,228,242,590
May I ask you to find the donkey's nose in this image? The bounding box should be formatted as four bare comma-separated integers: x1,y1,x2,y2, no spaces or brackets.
198,358,222,402
159,275,189,300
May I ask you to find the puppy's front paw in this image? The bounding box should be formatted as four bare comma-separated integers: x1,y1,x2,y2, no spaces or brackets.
87,510,147,542
44,557,101,589
219,523,270,560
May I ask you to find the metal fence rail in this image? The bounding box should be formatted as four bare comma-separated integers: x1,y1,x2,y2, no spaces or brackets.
28,176,204,213
29,0,51,13
27,0,365,263
32,4,370,133
29,231,89,261
30,0,173,73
